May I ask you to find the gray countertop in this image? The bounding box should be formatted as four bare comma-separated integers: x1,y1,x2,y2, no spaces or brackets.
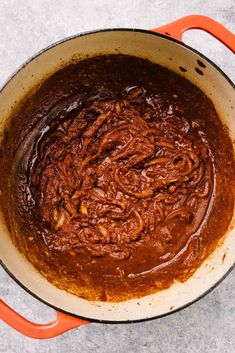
0,1,234,352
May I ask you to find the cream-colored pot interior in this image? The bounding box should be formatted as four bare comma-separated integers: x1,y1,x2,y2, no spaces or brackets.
0,30,234,322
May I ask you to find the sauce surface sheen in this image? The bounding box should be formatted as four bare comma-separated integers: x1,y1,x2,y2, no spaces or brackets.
0,55,234,301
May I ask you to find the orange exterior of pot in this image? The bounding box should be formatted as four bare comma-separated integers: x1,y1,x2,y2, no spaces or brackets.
0,299,88,339
152,15,235,53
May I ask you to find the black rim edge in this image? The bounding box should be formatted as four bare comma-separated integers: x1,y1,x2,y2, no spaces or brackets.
0,27,234,324
1,259,234,324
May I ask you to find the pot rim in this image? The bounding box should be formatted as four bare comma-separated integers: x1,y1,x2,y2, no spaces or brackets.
1,259,234,324
0,27,234,323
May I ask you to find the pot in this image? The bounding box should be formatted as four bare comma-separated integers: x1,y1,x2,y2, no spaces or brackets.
0,15,234,339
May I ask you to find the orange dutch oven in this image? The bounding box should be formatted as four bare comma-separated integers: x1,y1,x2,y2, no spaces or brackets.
0,15,234,338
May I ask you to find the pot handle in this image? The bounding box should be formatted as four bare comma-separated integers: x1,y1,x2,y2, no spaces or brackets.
0,299,89,339
151,15,235,53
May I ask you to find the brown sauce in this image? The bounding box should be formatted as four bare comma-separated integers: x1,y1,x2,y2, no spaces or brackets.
197,59,206,68
195,67,204,76
0,55,234,301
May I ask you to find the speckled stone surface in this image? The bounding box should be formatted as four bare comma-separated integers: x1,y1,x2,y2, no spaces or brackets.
0,0,234,352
